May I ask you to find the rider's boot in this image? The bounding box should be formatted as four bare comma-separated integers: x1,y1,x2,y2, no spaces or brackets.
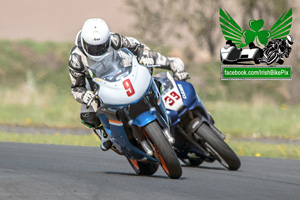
93,125,112,151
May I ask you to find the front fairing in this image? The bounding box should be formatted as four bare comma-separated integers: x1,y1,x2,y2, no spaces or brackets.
89,49,152,106
89,49,171,163
155,72,208,125
155,72,185,111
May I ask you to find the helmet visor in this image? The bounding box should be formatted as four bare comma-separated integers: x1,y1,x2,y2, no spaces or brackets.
82,36,111,56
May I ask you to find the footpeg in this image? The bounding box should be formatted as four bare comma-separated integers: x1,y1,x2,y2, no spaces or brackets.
100,129,112,151
94,128,112,151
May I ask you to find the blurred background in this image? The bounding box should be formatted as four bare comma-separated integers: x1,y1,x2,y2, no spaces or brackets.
0,0,299,158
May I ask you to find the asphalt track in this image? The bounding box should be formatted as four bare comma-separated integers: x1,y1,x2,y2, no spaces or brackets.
0,142,299,200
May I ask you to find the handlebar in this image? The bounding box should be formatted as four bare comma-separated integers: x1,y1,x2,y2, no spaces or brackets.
144,64,161,68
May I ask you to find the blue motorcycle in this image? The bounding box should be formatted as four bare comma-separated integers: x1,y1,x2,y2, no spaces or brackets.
88,49,182,179
154,72,241,170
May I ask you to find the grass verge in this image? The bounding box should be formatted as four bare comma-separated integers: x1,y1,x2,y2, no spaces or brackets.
0,132,99,147
2,96,300,139
207,101,300,139
227,140,300,160
1,132,299,160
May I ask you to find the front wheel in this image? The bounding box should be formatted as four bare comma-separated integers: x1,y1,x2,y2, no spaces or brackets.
127,158,159,176
143,121,182,179
196,123,241,170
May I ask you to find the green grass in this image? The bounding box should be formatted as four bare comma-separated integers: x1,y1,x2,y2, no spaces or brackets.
0,132,99,147
1,132,299,159
2,91,299,140
0,39,73,87
1,77,300,139
227,140,300,160
0,90,80,127
207,101,300,139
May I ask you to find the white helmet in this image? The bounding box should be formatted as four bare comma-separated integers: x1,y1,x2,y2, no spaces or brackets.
81,18,111,61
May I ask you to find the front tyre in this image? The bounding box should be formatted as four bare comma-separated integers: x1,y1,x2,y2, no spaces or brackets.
144,122,182,179
127,158,159,176
196,123,241,170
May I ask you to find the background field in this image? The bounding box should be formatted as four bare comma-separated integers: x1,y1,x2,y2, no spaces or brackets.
0,0,299,159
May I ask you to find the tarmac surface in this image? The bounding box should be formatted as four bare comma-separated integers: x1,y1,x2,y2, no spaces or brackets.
0,142,299,200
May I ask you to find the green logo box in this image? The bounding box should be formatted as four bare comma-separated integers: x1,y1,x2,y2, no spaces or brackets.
221,66,292,80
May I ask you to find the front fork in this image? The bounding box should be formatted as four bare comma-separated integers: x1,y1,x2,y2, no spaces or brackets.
174,108,213,155
145,85,175,145
117,98,174,157
176,122,211,158
151,108,174,145
117,108,154,156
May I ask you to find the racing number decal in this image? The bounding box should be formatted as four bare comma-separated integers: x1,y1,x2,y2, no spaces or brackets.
170,91,180,100
123,79,135,97
164,91,180,106
164,96,175,106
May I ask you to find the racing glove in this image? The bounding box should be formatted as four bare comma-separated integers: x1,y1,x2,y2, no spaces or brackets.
174,71,190,81
169,58,190,81
139,56,155,65
136,45,155,65
82,91,95,104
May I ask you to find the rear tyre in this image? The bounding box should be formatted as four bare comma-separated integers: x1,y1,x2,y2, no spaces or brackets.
196,123,241,170
144,121,182,179
127,158,159,176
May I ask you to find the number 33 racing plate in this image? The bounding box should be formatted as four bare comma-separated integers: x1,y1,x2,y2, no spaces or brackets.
162,87,184,111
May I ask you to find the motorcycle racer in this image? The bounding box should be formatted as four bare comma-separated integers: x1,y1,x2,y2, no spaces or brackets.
262,35,293,65
68,18,189,151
